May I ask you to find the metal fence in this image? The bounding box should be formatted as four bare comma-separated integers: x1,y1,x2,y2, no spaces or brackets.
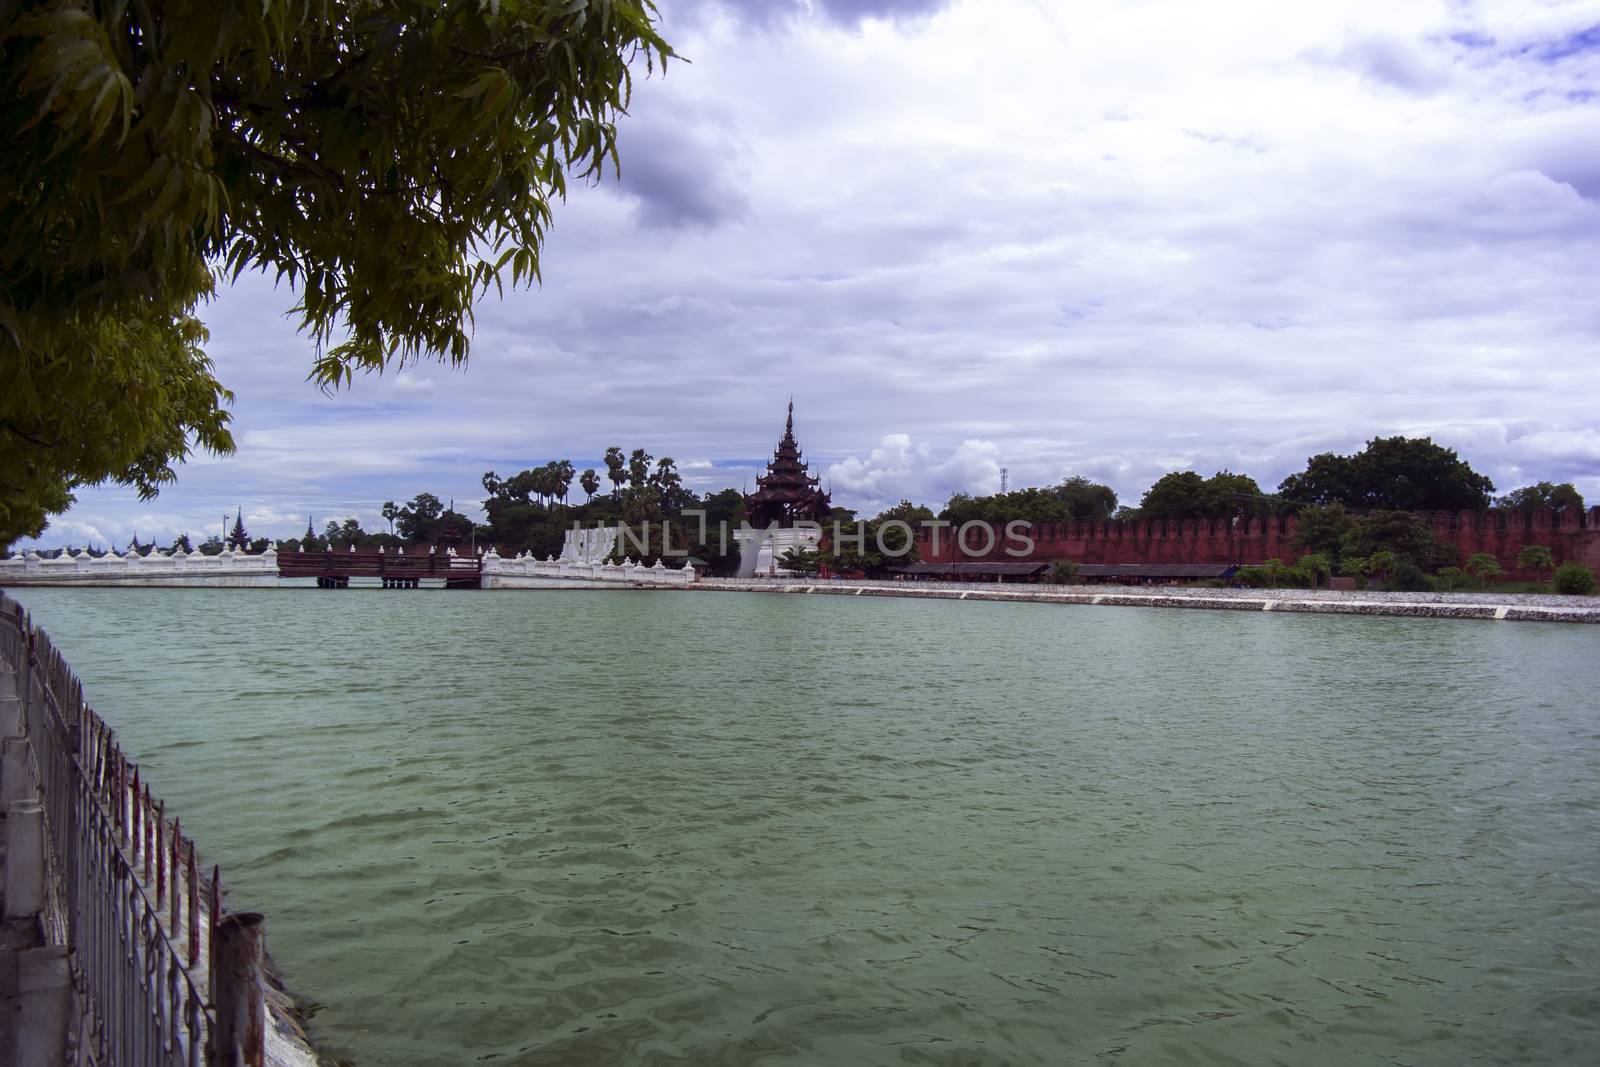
1,592,262,1067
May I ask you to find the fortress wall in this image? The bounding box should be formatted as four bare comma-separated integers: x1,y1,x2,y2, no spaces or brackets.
0,547,280,586
479,549,695,588
914,508,1600,578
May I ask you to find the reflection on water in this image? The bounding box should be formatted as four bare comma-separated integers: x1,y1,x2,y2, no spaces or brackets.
11,587,1599,1065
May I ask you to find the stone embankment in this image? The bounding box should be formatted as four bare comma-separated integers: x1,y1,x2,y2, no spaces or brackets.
690,578,1600,623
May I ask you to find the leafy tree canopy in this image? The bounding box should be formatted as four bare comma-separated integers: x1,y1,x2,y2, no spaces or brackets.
1,0,672,546
1497,481,1585,513
1137,470,1271,521
1049,476,1118,522
1290,504,1357,561
939,488,1071,526
1343,510,1458,570
1278,437,1494,513
1516,544,1554,580
396,491,444,543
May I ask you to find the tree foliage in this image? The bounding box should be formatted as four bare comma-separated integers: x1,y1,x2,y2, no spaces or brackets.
1278,437,1494,513
1,0,673,546
1342,511,1457,570
1552,562,1598,596
1137,470,1271,521
1049,476,1118,522
1463,552,1502,584
1516,544,1554,582
396,491,444,543
1497,482,1585,513
940,488,1071,526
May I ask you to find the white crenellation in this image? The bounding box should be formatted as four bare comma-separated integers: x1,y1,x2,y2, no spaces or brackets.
0,547,280,587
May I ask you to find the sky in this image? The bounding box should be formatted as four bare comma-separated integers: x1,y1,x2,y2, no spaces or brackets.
25,0,1600,549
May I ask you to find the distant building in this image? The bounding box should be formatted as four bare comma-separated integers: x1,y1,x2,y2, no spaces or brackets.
895,562,1048,583
737,402,831,577
743,400,831,528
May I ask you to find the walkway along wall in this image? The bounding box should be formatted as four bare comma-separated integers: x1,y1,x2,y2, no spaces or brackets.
912,507,1600,581
0,593,315,1066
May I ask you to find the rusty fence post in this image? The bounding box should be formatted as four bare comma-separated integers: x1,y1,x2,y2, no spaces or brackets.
208,911,267,1067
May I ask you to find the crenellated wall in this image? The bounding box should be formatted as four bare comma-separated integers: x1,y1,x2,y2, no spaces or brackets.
913,507,1600,579
0,546,279,586
479,548,695,588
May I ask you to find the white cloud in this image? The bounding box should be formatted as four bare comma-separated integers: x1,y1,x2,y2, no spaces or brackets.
827,434,1001,512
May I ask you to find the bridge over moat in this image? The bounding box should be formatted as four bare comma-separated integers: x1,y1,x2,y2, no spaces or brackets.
276,548,483,588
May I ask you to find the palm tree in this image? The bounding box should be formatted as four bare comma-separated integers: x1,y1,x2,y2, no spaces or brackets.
580,468,600,502
652,456,681,512
627,448,652,490
381,500,399,535
604,446,625,499
555,459,576,507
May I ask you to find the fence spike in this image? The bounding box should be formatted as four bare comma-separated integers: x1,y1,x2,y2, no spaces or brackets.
188,844,200,967
156,799,166,907
171,819,182,933
210,865,222,969
143,784,154,881
130,766,141,856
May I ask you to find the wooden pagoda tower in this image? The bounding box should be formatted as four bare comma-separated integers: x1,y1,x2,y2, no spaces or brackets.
744,401,831,528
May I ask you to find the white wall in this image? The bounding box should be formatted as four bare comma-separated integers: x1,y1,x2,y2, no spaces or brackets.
479,549,695,589
0,548,280,587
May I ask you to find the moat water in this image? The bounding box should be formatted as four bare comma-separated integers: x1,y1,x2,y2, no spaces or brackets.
10,587,1599,1065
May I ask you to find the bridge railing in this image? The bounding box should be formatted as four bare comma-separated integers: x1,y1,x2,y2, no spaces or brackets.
1,593,267,1067
275,547,483,578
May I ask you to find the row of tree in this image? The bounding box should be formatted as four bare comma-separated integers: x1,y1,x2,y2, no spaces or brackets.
10,436,1586,570
942,437,1584,527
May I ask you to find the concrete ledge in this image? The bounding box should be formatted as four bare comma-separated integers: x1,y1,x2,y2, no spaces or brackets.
3,801,43,921
0,741,33,816
681,580,1600,623
11,946,69,1067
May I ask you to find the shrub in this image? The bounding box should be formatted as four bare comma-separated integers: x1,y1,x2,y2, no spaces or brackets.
1366,550,1399,579
1552,562,1598,596
1297,552,1332,587
1237,558,1313,589
1385,560,1433,592
1337,556,1369,578
1433,566,1466,591
1047,560,1080,585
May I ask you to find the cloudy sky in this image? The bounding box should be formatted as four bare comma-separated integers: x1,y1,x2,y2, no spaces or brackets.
26,0,1600,549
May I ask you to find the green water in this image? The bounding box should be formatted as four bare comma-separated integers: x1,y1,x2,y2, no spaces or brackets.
8,588,1599,1065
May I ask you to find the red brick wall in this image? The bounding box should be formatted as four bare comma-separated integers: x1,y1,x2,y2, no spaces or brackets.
912,507,1600,580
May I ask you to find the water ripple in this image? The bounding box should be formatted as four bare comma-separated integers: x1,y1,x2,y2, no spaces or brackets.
9,587,1599,1065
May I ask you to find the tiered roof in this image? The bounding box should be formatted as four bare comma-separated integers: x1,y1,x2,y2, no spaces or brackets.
745,401,831,528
